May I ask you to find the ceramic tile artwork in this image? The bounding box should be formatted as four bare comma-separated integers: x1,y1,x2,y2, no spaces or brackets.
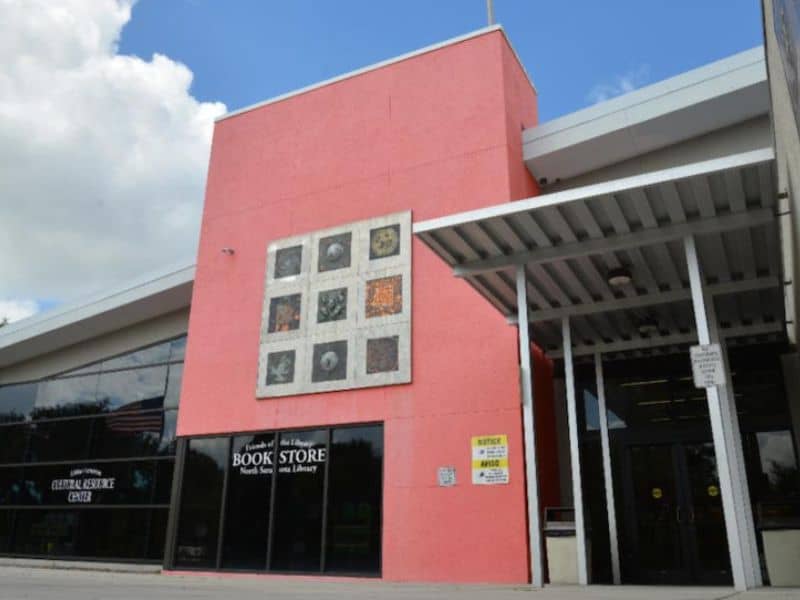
257,211,411,397
366,336,399,374
365,275,402,318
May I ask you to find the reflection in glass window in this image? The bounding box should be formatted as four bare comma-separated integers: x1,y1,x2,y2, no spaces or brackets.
175,437,228,568
0,383,38,424
221,434,274,570
0,425,29,463
13,510,78,556
32,375,101,419
755,430,800,495
0,467,23,505
158,410,178,456
90,411,164,459
28,419,92,462
75,508,150,559
325,425,382,574
270,429,327,572
95,366,167,413
0,510,12,552
164,364,183,410
169,336,187,362
101,341,172,371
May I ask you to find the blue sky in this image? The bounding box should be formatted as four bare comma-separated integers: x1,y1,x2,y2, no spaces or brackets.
119,0,764,121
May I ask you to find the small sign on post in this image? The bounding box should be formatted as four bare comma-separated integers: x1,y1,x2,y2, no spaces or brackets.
690,343,725,389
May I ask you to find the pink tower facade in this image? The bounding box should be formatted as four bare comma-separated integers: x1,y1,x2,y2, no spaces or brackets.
178,29,557,583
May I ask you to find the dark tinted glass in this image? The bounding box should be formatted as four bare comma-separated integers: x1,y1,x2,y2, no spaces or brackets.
270,429,327,572
74,508,149,559
148,508,169,559
89,410,163,459
325,425,382,574
158,410,178,456
164,364,183,410
0,510,12,552
95,366,167,413
0,467,24,504
32,375,101,419
0,383,37,423
0,425,29,463
21,462,157,506
169,336,187,362
153,460,175,504
27,418,92,462
221,434,274,570
174,437,228,568
101,341,172,371
13,510,78,556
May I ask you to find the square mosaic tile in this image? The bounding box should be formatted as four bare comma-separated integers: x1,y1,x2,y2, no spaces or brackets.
267,293,302,333
274,245,303,279
365,275,402,318
318,232,352,272
317,287,348,323
369,224,401,260
311,340,348,382
265,350,296,385
366,336,399,373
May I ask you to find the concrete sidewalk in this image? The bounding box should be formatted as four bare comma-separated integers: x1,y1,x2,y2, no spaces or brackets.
1,566,799,599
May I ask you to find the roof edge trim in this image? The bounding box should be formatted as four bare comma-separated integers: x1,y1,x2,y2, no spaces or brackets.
215,24,535,123
413,147,776,234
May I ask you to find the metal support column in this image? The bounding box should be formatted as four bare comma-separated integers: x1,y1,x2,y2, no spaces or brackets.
563,317,588,585
516,265,544,588
595,352,621,584
684,235,762,590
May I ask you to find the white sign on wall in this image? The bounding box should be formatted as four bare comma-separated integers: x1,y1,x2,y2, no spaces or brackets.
437,466,456,487
690,343,725,389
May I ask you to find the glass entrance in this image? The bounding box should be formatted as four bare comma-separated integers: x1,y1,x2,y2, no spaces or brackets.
623,441,730,585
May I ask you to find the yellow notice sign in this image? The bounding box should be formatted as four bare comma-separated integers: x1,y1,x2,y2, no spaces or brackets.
471,435,509,485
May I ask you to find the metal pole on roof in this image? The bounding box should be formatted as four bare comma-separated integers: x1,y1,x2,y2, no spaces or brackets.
486,0,495,25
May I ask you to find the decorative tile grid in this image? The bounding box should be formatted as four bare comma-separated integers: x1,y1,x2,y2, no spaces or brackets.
257,211,412,397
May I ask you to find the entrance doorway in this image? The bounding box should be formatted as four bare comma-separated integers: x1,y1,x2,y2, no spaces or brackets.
622,441,730,585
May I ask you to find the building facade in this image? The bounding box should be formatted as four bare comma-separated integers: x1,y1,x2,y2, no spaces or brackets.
1,11,799,590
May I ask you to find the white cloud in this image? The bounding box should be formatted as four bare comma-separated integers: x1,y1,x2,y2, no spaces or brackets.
587,65,650,104
0,0,226,320
0,299,39,323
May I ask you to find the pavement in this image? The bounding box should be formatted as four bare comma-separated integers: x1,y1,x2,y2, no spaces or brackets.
1,565,800,600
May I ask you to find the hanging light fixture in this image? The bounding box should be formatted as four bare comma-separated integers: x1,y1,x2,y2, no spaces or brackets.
607,267,632,288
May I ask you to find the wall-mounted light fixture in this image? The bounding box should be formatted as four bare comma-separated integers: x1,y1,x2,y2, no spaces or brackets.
221,247,235,255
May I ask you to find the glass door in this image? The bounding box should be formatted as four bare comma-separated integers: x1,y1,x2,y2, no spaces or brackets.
623,444,690,584
680,442,731,584
622,441,732,585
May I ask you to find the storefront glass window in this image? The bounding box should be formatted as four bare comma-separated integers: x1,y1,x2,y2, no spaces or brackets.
174,437,228,569
0,335,186,563
172,423,383,576
325,425,382,573
270,429,328,572
220,433,274,570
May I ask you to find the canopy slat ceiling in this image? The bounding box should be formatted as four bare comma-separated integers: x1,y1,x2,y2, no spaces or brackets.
414,149,784,358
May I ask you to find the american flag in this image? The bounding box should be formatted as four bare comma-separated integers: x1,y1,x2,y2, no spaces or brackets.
106,399,164,433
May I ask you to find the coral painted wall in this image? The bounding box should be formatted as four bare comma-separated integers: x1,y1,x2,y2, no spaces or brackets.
180,29,549,583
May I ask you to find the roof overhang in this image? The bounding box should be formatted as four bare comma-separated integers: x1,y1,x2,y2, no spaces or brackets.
523,47,769,183
0,264,195,369
415,148,786,359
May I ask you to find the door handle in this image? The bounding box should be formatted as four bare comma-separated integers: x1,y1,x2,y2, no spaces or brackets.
676,505,682,523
